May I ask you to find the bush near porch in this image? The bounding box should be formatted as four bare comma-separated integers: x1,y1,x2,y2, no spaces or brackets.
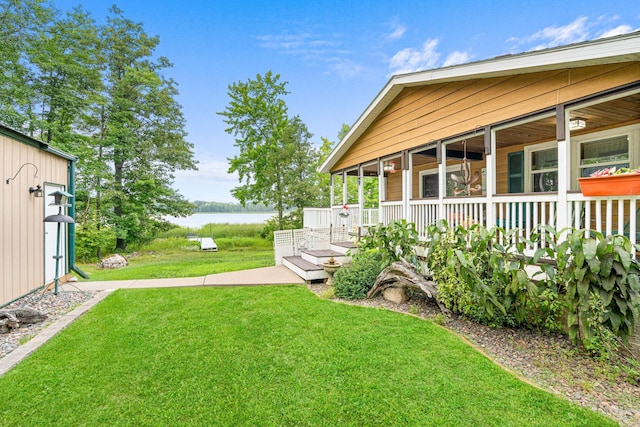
343,220,640,360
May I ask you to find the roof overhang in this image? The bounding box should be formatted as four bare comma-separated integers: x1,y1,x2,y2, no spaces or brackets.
320,31,640,174
0,124,78,162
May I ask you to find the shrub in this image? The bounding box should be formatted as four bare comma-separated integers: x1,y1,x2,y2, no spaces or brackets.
423,220,640,358
260,210,302,240
333,250,383,300
359,219,419,267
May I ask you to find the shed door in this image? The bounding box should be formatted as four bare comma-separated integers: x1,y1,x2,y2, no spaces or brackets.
44,183,67,283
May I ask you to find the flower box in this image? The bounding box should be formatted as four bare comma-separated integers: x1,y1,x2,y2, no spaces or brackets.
578,173,640,196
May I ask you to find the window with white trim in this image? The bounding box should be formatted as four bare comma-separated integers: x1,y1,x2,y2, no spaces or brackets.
525,141,558,192
570,124,639,190
579,135,629,177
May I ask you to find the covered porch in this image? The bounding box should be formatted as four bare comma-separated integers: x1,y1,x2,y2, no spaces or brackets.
312,87,640,251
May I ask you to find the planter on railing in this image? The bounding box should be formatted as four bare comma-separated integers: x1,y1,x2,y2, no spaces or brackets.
578,173,640,196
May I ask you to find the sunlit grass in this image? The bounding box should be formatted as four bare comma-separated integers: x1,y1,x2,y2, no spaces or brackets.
0,286,613,426
78,233,273,281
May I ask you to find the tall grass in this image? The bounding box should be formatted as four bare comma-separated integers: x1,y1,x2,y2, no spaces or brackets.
78,223,273,281
159,222,265,239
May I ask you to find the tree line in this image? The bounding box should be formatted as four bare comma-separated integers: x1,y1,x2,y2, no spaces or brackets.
192,201,275,213
1,1,343,259
1,1,196,257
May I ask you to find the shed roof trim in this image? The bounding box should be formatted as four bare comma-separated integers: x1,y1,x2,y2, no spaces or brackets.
0,124,78,161
320,31,640,173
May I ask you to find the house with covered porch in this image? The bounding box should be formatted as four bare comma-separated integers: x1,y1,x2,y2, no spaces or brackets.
312,31,639,248
279,31,640,278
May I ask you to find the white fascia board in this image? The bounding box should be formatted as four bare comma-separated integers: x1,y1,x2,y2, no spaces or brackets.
319,32,640,174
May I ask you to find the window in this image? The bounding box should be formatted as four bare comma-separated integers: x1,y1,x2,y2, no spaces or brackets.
579,135,629,177
420,170,439,198
525,142,558,192
419,164,479,198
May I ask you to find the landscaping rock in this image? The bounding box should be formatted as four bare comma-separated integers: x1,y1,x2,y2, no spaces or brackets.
382,287,408,304
99,254,128,269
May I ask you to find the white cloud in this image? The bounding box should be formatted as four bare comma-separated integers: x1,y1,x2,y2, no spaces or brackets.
328,58,363,79
173,158,238,202
442,51,471,67
388,39,473,75
385,18,407,41
530,16,589,49
176,158,237,182
257,31,364,79
598,25,635,39
508,16,637,52
389,38,441,74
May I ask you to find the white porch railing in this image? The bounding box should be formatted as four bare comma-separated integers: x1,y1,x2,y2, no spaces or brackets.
381,201,403,224
410,199,439,239
302,206,380,229
302,208,332,228
303,194,639,256
493,194,558,251
567,194,639,247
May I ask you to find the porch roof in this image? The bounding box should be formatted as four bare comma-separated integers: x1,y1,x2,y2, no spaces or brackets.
319,31,640,174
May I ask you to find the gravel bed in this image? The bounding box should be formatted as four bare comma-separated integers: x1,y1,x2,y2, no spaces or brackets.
0,290,97,360
309,283,640,427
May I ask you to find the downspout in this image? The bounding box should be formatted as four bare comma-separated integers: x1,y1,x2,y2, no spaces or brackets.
67,160,89,278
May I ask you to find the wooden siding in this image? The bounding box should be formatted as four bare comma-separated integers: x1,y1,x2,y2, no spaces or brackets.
333,62,640,171
1,134,69,305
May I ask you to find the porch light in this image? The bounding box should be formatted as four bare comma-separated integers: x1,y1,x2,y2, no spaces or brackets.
569,118,586,130
383,161,396,172
29,184,43,197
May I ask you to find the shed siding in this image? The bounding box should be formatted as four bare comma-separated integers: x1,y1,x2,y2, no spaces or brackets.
1,134,69,305
333,62,640,171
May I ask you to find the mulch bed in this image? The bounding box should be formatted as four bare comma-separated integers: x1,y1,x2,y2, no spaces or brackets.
308,283,640,427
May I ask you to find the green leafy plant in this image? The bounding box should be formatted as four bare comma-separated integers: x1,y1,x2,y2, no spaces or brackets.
359,219,419,267
332,250,383,300
536,228,640,355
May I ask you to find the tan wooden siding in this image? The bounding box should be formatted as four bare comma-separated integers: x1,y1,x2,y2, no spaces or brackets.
1,135,69,305
385,172,403,201
333,62,640,171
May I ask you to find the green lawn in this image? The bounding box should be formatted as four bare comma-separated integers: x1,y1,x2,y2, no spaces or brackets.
0,286,614,426
78,238,273,280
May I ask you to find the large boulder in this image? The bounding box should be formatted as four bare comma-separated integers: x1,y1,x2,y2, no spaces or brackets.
99,254,128,269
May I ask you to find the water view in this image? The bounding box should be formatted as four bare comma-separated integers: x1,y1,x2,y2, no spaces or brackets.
165,212,276,228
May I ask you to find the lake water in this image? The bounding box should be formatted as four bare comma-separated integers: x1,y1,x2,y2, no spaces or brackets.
165,212,276,228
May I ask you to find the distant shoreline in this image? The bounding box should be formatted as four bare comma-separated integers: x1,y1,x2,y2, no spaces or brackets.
166,212,276,228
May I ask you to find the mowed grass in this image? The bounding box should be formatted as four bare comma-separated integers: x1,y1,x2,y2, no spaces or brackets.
78,235,273,281
0,286,614,426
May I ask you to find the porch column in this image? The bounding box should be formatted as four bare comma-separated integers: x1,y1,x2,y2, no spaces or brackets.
556,106,570,231
330,174,334,209
342,170,347,206
438,141,446,221
358,165,364,231
378,158,385,224
485,128,496,227
404,151,412,223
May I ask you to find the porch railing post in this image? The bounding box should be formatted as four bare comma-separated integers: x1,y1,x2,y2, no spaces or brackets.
556,108,570,231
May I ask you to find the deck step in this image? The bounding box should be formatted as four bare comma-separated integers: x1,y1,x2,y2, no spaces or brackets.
331,241,357,254
301,249,350,265
282,256,328,282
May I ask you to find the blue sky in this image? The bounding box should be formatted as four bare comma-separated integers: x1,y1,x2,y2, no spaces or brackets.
55,0,640,202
